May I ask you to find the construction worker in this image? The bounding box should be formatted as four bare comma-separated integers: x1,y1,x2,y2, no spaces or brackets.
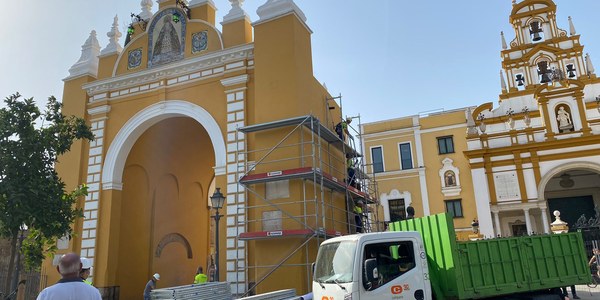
194,266,207,284
80,257,93,285
346,154,356,188
354,200,364,233
335,117,353,142
144,273,160,300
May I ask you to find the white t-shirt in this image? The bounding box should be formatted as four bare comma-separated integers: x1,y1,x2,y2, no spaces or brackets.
36,279,102,300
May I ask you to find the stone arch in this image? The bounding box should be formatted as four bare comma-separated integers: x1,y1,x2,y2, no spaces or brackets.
102,100,226,190
155,232,193,259
537,161,600,200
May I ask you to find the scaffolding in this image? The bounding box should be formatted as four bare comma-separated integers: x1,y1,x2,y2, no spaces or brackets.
235,114,380,296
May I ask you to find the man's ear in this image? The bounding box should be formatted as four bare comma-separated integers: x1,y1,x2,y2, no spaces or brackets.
56,265,60,274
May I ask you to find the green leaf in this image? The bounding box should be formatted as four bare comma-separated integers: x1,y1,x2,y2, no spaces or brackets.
0,93,94,270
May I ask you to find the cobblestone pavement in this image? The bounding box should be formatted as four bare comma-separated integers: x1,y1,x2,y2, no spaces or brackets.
570,284,600,299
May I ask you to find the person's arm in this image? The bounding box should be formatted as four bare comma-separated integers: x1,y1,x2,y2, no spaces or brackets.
345,128,353,139
94,288,102,300
589,256,596,266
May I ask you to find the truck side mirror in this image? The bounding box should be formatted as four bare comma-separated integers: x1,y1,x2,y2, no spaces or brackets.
364,258,379,282
311,262,315,276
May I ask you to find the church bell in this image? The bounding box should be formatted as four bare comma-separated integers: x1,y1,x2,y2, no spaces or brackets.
566,64,576,78
529,21,543,42
515,74,525,86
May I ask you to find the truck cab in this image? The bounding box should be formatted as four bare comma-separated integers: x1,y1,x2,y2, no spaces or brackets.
313,232,432,300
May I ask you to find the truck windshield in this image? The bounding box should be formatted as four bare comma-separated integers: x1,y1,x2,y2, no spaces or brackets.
314,241,356,283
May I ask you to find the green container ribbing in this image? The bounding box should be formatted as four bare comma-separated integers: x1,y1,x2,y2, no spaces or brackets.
389,213,461,299
390,213,591,299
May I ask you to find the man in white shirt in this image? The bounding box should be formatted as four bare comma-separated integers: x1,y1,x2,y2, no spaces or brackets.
36,253,102,300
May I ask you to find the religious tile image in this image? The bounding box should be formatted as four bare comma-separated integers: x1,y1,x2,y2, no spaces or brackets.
148,8,186,68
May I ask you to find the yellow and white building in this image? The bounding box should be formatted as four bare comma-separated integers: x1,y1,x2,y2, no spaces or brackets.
361,108,479,240
47,0,370,298
364,0,600,240
466,0,600,238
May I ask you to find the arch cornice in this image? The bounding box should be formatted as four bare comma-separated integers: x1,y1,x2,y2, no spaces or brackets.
534,79,584,99
102,100,226,190
537,161,600,199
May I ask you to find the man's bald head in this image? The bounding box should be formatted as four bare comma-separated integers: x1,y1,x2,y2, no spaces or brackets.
57,253,82,278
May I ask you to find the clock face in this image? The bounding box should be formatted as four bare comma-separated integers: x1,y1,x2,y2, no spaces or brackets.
128,48,143,69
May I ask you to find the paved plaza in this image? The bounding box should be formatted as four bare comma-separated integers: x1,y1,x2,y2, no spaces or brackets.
571,285,600,299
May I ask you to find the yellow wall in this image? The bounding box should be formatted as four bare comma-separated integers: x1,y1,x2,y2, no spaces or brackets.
52,5,350,298
363,109,478,239
114,117,213,299
254,14,332,124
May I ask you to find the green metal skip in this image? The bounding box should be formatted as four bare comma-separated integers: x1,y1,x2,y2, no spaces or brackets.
389,213,591,299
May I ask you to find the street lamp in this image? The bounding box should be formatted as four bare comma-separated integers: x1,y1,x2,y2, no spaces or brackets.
210,187,225,282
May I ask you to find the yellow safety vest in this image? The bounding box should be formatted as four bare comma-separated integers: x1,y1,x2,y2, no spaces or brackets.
194,273,208,284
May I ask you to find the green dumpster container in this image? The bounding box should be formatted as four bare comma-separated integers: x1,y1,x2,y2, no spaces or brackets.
389,213,591,299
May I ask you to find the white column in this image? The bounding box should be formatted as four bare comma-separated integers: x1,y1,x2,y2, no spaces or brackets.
220,75,249,296
413,118,430,215
470,168,494,237
540,207,550,234
493,211,502,237
523,208,532,234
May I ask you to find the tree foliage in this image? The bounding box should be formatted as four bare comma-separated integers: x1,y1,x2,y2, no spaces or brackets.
0,93,94,270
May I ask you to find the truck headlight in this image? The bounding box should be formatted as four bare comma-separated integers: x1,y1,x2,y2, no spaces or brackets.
344,293,352,300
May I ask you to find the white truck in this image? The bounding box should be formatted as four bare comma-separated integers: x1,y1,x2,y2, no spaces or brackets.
312,231,430,300
311,213,590,300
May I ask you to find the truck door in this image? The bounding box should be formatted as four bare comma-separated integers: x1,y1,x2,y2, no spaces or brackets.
360,239,427,299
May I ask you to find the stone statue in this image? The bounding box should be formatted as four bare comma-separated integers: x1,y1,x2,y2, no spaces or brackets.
556,106,573,132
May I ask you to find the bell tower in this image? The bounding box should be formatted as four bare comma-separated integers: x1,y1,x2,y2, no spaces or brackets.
500,0,590,93
465,0,600,239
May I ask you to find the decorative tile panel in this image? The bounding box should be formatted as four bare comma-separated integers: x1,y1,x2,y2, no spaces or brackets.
127,48,143,70
192,31,208,54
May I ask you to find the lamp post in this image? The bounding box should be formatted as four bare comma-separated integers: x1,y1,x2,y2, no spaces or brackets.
210,187,225,282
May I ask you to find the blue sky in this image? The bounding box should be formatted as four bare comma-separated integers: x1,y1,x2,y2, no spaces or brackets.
1,1,599,123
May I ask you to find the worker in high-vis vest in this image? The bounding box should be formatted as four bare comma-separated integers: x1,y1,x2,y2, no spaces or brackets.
353,200,364,233
194,266,208,284
80,257,93,285
335,117,353,142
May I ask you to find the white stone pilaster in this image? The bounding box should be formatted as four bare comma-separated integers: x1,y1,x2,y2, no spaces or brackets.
493,211,501,236
471,168,494,237
413,118,430,215
80,105,110,282
540,207,550,234
523,208,532,234
220,74,249,296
